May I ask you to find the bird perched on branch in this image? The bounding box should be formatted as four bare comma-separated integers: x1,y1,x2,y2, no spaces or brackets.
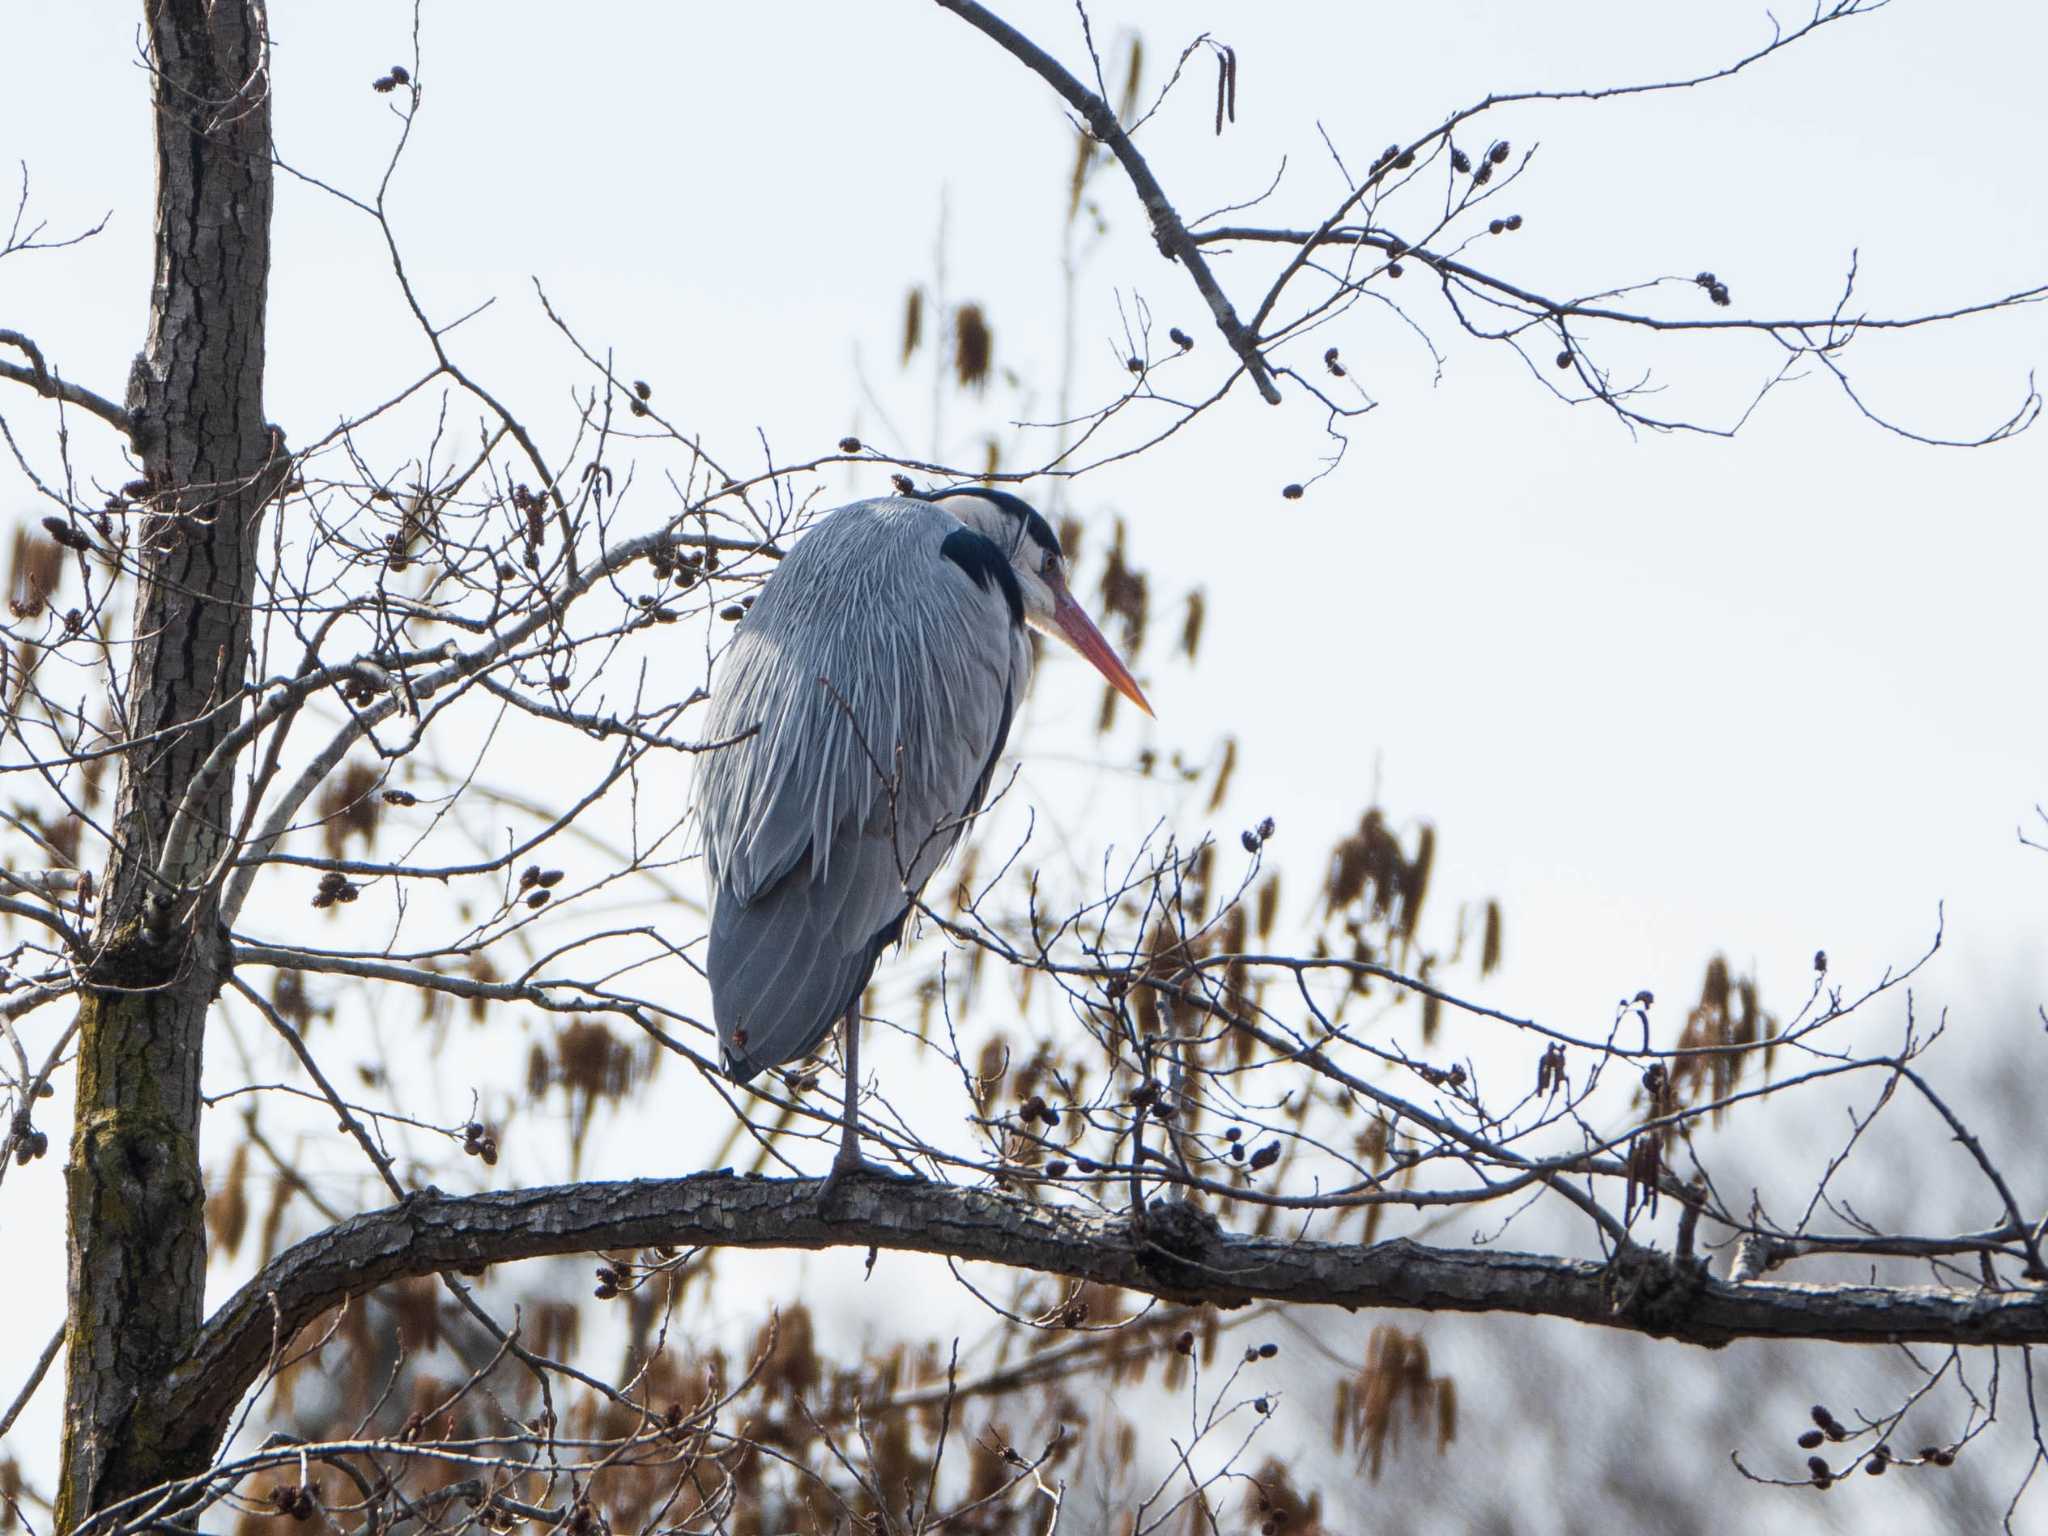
694,488,1150,1180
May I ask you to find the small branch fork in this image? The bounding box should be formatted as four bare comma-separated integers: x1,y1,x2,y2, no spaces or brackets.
933,0,1283,404
0,329,134,437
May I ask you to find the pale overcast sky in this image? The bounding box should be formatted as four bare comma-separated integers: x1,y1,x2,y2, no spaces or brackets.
4,2,2045,1526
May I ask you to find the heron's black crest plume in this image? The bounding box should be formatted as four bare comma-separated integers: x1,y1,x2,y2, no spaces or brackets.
928,486,1062,559
939,528,1025,627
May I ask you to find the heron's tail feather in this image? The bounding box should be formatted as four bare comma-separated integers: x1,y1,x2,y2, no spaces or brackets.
708,851,902,1083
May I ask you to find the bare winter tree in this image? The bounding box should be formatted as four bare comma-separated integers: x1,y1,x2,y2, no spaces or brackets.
3,3,2044,1533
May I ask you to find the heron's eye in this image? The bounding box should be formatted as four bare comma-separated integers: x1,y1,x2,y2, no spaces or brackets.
1040,550,1058,578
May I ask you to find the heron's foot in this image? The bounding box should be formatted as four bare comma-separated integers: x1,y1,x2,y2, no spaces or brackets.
816,1148,917,1207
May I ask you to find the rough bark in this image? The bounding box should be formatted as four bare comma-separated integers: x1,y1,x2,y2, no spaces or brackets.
58,1,277,1527
118,1171,2048,1497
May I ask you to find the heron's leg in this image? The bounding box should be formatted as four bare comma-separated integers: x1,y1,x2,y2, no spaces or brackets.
815,1004,870,1204
819,1003,913,1202
833,1003,862,1172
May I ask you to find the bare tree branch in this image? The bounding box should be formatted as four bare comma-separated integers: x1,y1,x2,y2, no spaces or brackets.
0,329,135,437
141,1170,2048,1488
932,0,1283,404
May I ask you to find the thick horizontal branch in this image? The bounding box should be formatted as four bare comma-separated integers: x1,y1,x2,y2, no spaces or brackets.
149,1171,2048,1483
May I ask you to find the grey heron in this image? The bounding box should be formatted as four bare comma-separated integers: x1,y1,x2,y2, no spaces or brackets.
694,488,1150,1178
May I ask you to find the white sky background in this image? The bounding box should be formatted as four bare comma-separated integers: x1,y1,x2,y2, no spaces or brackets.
4,0,2047,1527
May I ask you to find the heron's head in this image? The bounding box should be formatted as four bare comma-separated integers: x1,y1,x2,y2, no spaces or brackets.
929,487,1152,717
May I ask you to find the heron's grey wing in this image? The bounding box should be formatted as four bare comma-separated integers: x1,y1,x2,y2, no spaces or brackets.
694,500,1027,1079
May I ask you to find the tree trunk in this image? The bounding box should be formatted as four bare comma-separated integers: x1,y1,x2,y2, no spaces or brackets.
58,1,276,1526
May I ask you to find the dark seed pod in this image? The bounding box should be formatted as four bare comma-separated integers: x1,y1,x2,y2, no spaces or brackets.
1249,1140,1281,1170
1489,219,1505,235
838,436,862,453
1489,140,1510,164
1807,1457,1831,1485
1555,350,1573,369
1258,1342,1278,1358
1281,483,1304,500
382,788,417,806
633,380,651,399
525,890,551,910
1386,261,1404,278
1504,214,1523,230
1044,1159,1068,1178
892,473,916,495
1450,147,1471,173
42,517,94,551
1126,356,1144,374
1173,1330,1194,1355
1170,327,1194,350
1393,150,1415,169
1798,1430,1825,1450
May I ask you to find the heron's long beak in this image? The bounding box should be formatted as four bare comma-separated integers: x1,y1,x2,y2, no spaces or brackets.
1050,587,1153,718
